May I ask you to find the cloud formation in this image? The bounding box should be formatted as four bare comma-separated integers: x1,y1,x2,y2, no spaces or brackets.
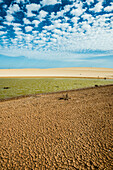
41,0,61,6
0,0,113,65
26,3,41,17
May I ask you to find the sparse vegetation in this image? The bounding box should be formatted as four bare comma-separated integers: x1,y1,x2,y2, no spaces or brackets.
58,93,70,100
0,78,112,99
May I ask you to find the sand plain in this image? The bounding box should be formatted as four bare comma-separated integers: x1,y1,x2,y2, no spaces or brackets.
0,67,113,79
0,85,113,169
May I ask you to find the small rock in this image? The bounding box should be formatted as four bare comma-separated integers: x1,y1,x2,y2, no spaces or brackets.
3,87,10,89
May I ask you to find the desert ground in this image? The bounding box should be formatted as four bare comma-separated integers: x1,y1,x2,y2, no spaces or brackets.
0,85,113,169
0,67,113,79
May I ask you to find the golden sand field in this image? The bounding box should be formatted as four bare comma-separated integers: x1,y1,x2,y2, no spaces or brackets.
0,85,113,169
0,67,113,79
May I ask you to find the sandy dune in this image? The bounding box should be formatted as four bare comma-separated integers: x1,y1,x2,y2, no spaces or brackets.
0,85,113,169
0,67,113,79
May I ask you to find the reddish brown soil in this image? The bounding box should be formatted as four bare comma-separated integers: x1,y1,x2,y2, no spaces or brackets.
0,85,113,169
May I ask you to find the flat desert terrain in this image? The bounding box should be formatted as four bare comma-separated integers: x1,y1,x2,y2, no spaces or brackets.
0,67,113,79
0,85,113,169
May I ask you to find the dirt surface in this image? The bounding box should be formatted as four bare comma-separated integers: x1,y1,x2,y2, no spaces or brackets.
0,85,113,169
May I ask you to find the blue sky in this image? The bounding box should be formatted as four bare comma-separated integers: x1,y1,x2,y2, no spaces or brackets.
0,0,113,69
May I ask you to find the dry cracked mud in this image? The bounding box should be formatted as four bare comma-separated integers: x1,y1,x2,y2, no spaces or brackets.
0,85,113,169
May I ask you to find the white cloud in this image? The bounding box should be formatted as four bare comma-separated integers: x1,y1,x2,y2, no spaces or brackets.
5,14,14,22
90,1,103,12
17,35,23,40
81,21,91,33
71,16,79,25
38,10,48,20
24,34,33,42
103,13,113,18
59,23,70,31
11,38,18,45
51,38,57,42
82,13,94,24
64,5,72,13
44,20,70,33
71,2,85,16
104,3,113,12
3,21,11,26
7,4,20,14
26,3,40,17
56,10,65,17
25,26,33,32
15,0,25,3
12,23,21,27
0,26,4,30
32,30,39,35
15,30,23,36
53,4,72,18
92,14,112,29
23,18,31,24
1,39,9,45
50,12,56,19
41,0,61,6
13,27,22,32
44,24,55,31
0,31,6,35
52,19,62,25
33,40,39,44
86,0,94,6
32,20,40,27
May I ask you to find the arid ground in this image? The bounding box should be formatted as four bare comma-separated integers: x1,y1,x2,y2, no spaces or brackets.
0,67,113,79
0,85,113,169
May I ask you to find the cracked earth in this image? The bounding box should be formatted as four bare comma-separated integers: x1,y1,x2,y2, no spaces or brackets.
0,85,113,169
